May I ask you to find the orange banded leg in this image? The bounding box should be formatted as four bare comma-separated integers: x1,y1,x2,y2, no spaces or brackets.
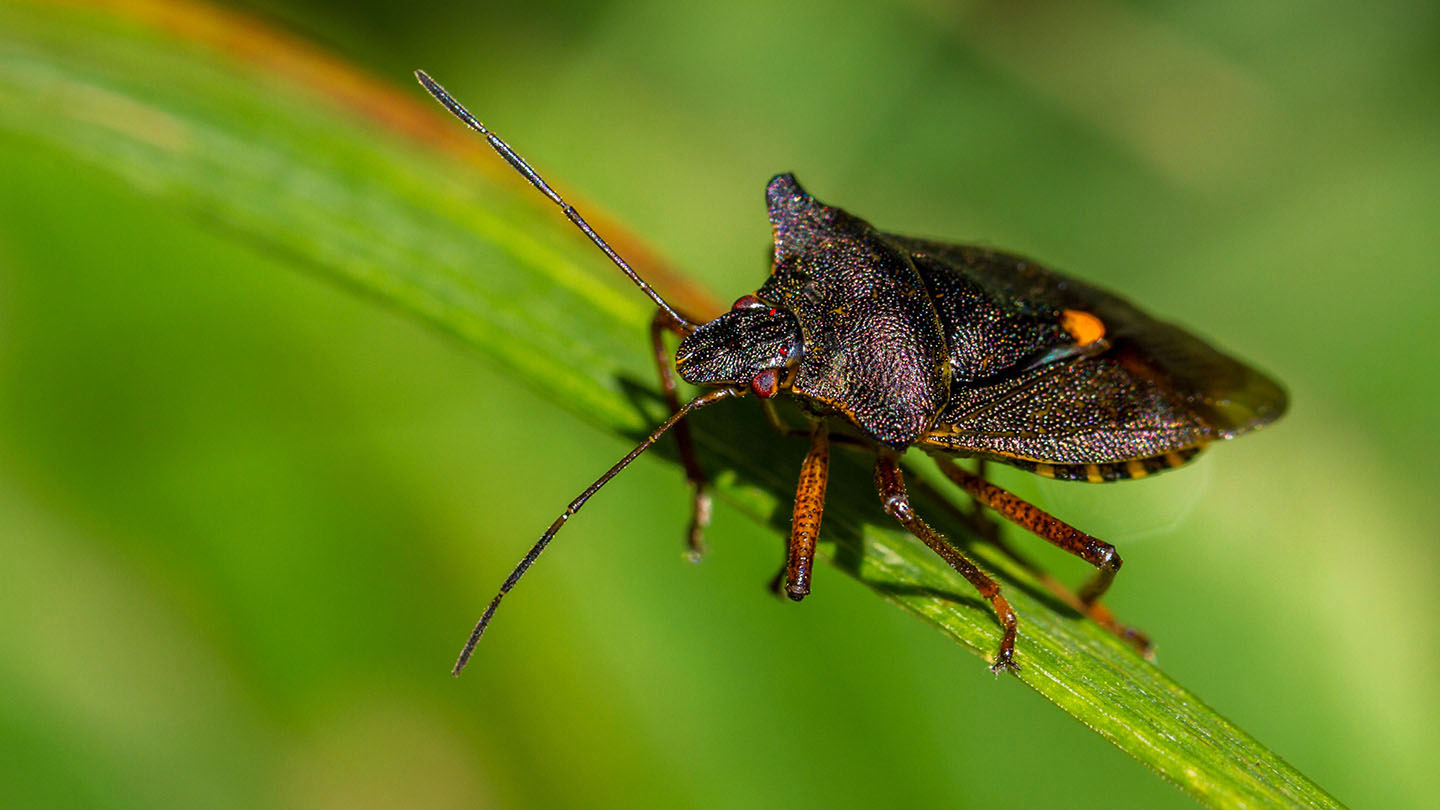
917,464,1151,656
933,458,1121,604
651,311,711,560
874,453,1019,673
784,422,830,601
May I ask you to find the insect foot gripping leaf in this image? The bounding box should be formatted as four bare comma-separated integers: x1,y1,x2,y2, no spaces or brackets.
414,73,1286,678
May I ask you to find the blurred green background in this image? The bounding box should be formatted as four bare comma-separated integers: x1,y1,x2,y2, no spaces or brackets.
2,0,1437,808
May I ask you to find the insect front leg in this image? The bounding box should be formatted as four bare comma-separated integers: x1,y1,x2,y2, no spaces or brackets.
873,452,1019,673
651,310,712,560
781,422,830,601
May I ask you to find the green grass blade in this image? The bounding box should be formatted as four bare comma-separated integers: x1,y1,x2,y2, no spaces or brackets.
0,2,1344,808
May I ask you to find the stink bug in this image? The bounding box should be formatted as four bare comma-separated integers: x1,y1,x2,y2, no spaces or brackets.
415,71,1287,675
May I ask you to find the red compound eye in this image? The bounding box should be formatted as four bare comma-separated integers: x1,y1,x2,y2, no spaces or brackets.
779,346,790,358
732,295,762,310
750,368,779,398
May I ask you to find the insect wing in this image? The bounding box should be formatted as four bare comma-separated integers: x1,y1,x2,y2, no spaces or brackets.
897,238,1287,465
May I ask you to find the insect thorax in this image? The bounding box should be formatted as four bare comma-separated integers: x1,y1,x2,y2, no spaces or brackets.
759,174,950,448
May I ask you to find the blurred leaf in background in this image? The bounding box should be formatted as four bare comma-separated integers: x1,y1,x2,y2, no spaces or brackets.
1,0,1437,809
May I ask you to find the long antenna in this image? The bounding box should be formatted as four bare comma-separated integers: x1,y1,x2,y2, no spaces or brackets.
452,385,741,675
415,69,697,331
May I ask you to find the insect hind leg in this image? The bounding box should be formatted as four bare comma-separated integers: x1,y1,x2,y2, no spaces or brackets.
932,456,1153,658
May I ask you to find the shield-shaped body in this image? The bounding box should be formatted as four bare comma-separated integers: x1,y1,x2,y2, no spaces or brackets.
755,174,1286,478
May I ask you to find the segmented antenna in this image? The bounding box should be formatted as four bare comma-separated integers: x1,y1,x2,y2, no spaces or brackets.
414,70,696,331
451,386,740,675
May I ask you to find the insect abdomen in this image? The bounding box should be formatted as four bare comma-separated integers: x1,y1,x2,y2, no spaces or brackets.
1006,446,1206,482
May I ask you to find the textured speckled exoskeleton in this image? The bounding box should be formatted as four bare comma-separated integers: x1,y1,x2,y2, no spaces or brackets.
416,71,1288,676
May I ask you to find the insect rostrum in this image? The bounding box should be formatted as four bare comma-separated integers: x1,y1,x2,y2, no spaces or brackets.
415,70,1288,676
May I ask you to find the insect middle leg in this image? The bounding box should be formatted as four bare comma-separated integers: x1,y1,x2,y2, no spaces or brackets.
874,452,1019,672
651,311,710,559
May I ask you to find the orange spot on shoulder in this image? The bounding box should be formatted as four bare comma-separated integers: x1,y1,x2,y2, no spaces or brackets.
1061,309,1106,345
